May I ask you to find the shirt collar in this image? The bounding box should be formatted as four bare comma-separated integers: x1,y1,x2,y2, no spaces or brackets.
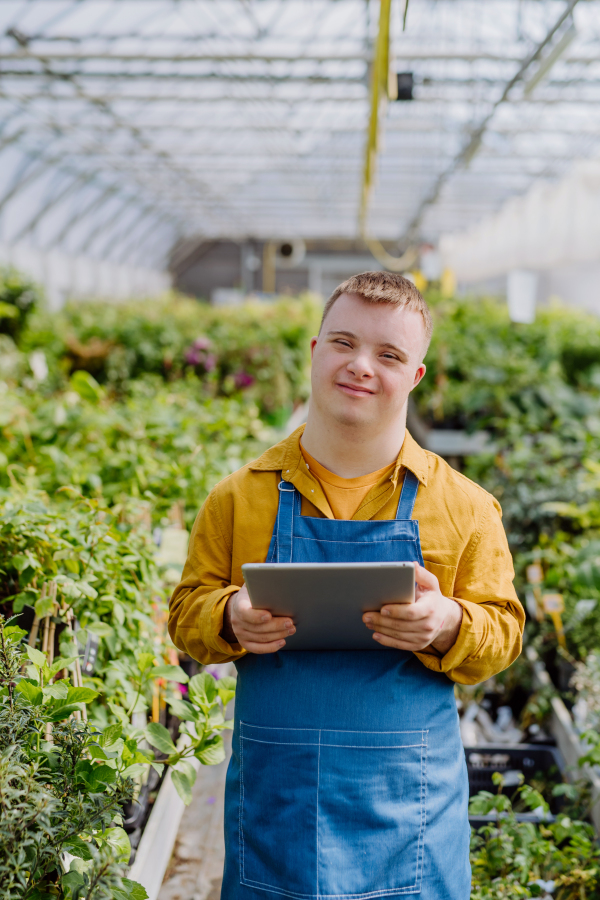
248,423,429,487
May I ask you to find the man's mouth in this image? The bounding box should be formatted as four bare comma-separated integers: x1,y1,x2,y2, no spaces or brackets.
336,382,375,397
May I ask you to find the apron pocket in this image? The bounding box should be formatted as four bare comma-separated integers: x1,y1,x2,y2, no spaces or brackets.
240,723,427,899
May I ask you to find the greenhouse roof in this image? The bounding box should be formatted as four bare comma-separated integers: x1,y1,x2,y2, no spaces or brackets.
1,0,600,269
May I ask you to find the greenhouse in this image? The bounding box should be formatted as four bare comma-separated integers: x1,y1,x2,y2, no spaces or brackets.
3,1,600,899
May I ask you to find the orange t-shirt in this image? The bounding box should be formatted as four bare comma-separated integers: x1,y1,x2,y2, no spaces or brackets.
300,445,395,520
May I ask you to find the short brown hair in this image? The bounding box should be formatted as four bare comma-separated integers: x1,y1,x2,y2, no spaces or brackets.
321,271,433,354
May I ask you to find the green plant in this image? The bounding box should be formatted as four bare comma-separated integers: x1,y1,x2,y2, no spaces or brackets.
19,294,320,418
0,616,148,899
470,773,600,899
0,268,39,342
0,374,273,528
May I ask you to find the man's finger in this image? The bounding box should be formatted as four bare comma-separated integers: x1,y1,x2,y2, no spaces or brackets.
236,600,274,625
414,563,439,591
364,602,431,624
371,632,427,651
241,638,287,654
235,623,294,641
364,616,432,635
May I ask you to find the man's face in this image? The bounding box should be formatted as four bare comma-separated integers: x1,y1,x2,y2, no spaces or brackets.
310,292,427,430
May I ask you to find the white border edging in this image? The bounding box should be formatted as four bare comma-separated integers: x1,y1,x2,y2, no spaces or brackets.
128,757,201,900
527,647,600,832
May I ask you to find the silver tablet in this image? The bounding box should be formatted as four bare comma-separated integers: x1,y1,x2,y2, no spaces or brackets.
241,562,415,651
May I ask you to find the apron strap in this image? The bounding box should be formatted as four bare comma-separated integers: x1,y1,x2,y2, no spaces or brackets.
396,469,420,520
276,481,296,563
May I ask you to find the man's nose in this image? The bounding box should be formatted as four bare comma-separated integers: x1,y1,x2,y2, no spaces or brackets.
347,352,374,378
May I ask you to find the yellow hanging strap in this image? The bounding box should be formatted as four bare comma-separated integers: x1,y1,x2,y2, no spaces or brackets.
360,0,417,271
542,593,567,649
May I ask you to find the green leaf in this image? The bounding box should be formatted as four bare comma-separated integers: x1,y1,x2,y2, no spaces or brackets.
136,651,155,672
217,675,236,708
168,698,199,721
121,878,149,900
121,763,148,780
35,592,55,618
42,682,68,700
15,680,43,706
70,369,105,403
100,722,122,747
63,837,93,860
12,590,37,613
12,553,30,573
88,744,109,761
150,664,189,683
103,826,131,863
107,701,130,725
84,620,112,637
188,672,218,707
46,702,83,722
145,722,177,755
61,871,85,890
171,767,194,805
150,762,165,777
26,645,46,668
4,625,27,643
47,656,79,678
195,734,225,766
66,686,99,704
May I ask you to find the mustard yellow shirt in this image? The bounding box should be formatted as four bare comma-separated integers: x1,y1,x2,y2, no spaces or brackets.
299,444,394,520
168,426,524,685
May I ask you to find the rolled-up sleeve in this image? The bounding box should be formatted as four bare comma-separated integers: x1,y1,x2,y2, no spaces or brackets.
168,491,248,666
415,496,525,685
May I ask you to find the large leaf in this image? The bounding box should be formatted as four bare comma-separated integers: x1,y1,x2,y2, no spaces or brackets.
150,664,189,683
42,682,68,701
188,672,218,708
103,826,131,863
145,722,177,755
120,879,149,900
168,698,199,722
100,722,123,747
63,837,93,861
195,734,225,766
171,767,194,806
84,620,112,637
217,675,236,708
15,680,43,706
26,645,46,668
66,686,99,704
70,369,105,403
46,702,83,722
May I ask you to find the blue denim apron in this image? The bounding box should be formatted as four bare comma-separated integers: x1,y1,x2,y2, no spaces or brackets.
222,471,470,900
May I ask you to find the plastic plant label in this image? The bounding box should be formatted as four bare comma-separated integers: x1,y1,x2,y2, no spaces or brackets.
542,593,564,613
526,564,543,585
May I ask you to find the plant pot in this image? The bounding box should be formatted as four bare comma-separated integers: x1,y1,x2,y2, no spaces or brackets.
127,756,201,900
527,646,600,833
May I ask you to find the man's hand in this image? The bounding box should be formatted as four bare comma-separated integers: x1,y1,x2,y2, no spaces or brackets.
362,563,463,654
221,585,296,654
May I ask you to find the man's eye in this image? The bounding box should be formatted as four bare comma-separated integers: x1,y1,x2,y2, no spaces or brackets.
382,353,398,360
335,340,352,347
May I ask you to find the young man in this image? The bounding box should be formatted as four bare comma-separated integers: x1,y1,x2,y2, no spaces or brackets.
169,272,524,900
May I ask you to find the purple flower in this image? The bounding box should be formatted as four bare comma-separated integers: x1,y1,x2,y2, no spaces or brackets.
193,337,211,351
204,353,217,372
184,348,202,366
234,370,255,389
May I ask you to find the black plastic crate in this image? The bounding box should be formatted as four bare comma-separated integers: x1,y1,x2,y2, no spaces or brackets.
466,744,564,825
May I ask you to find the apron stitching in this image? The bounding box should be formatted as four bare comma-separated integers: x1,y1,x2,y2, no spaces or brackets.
239,722,245,883
317,730,321,898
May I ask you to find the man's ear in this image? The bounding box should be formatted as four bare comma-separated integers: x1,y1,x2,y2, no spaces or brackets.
310,336,318,359
411,363,426,390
